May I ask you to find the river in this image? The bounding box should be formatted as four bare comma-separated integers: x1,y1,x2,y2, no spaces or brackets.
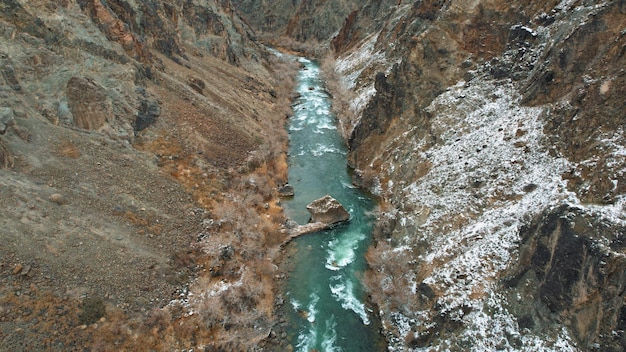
278,56,386,351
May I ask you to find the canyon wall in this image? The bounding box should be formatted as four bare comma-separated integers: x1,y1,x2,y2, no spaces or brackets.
233,0,361,44
0,0,293,350
330,0,625,350
3,0,623,350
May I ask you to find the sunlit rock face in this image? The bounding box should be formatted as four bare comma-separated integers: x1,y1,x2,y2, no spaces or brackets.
327,0,625,350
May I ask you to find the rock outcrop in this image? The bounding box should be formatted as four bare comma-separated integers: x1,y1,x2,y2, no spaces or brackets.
277,183,294,197
66,76,113,130
505,205,626,352
306,195,350,225
232,0,360,45
0,107,14,134
0,138,13,169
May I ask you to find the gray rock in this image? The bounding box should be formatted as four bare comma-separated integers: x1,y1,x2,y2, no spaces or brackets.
134,99,160,133
48,193,65,205
2,65,21,91
306,195,350,225
278,183,294,197
0,107,14,134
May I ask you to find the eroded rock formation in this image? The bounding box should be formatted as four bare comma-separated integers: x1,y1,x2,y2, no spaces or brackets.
66,76,113,130
285,195,351,240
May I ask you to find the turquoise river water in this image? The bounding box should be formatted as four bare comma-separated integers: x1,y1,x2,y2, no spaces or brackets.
279,57,386,351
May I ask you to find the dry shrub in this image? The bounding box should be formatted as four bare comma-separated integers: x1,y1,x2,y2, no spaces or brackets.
171,248,199,269
261,217,287,247
54,139,81,158
147,223,163,235
143,308,172,334
123,211,148,226
270,151,289,184
199,298,224,330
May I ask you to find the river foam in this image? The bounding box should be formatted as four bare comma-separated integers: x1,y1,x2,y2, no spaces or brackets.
325,228,365,270
330,276,370,325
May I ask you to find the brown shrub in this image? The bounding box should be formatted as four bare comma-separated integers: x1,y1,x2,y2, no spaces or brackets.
54,139,81,158
123,210,148,226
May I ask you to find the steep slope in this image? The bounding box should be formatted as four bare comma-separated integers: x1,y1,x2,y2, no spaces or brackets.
0,0,295,350
233,0,360,46
328,0,625,350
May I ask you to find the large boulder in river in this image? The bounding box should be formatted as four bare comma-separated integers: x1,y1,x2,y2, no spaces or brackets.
306,195,350,225
283,195,351,242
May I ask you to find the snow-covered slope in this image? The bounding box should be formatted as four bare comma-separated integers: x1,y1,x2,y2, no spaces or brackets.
331,0,626,350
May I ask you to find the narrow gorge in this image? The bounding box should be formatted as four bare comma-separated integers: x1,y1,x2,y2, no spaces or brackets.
0,0,624,351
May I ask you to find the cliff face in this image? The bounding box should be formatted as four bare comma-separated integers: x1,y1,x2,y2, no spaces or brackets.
329,0,625,350
0,0,293,350
233,0,360,44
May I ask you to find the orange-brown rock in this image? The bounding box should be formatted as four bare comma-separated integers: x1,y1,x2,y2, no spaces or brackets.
66,77,112,131
77,0,151,62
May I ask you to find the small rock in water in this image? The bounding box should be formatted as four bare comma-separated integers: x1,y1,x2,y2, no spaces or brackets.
278,184,295,197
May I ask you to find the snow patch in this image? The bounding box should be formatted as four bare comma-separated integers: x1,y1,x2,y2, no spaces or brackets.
375,80,586,350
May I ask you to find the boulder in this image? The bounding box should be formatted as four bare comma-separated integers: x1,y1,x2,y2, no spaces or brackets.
306,195,350,225
278,183,295,197
0,107,14,134
281,196,351,245
2,65,21,91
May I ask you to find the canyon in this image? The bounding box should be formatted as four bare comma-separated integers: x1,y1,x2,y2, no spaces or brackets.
0,0,624,351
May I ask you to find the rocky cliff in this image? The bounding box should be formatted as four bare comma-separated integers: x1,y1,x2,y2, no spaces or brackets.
232,0,360,47
328,0,626,350
0,0,294,350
